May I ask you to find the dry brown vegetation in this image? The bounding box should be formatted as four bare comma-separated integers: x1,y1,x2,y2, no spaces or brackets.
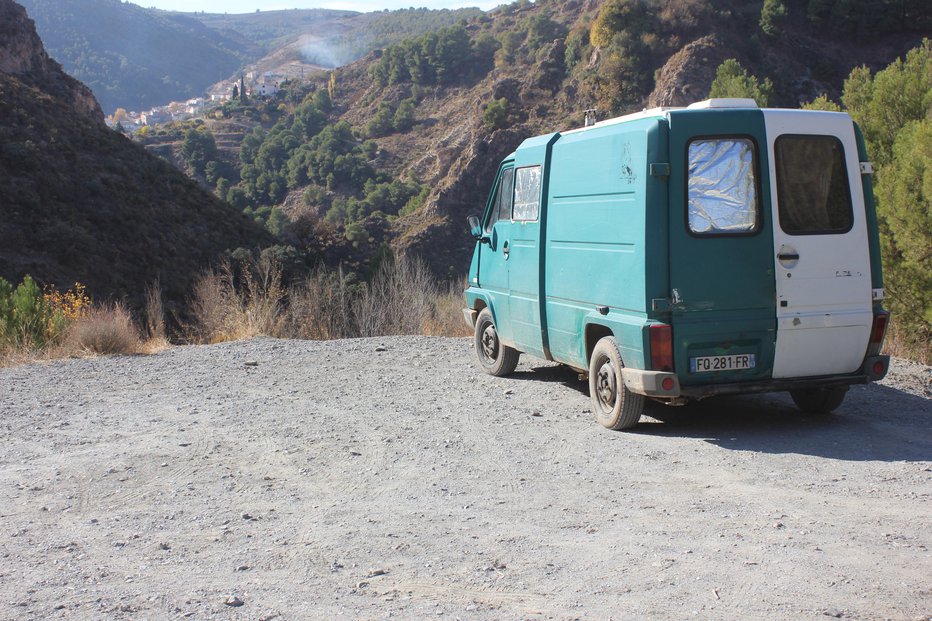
65,302,143,355
1,253,469,367
189,254,471,344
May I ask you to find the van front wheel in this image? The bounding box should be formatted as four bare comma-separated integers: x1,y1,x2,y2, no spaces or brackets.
474,308,519,376
589,336,645,430
790,386,848,414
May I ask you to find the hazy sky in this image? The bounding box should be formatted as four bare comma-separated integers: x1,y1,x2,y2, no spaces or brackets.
136,0,499,12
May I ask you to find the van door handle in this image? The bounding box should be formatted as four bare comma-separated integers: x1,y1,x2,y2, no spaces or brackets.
777,252,800,261
502,240,509,257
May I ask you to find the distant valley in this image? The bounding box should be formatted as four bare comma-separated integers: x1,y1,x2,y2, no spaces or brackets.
17,0,480,113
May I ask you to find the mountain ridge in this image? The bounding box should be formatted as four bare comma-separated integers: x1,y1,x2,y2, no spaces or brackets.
0,0,271,307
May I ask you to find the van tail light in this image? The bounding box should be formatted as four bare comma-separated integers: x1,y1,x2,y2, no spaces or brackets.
650,323,674,372
867,311,890,356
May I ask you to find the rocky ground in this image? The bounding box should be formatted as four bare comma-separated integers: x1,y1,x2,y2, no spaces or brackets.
1,336,929,620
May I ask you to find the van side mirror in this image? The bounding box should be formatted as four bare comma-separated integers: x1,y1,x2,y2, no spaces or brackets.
467,215,483,239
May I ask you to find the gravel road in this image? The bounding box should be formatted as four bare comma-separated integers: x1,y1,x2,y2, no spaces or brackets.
1,336,930,620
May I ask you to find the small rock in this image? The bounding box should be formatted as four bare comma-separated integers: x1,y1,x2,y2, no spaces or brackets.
822,609,843,618
356,580,369,589
224,596,244,607
158,542,170,550
367,568,388,577
375,346,388,352
503,389,514,396
531,412,542,417
242,513,253,520
236,564,249,571
244,361,259,367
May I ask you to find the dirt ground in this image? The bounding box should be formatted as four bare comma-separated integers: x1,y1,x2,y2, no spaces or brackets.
1,336,930,620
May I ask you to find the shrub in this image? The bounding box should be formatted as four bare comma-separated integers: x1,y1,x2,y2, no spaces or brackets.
759,0,787,36
483,98,509,130
0,276,86,351
144,280,168,347
709,58,773,106
67,302,142,355
189,258,285,343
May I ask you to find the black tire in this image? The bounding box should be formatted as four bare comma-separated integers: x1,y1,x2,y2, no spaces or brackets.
790,386,848,414
588,336,645,430
474,308,519,377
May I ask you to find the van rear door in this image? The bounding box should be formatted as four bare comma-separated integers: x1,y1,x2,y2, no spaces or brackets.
763,111,873,377
667,108,776,386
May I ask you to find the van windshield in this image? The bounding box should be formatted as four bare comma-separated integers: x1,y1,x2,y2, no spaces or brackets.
484,167,514,233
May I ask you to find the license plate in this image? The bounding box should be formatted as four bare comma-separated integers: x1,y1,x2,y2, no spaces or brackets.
690,353,756,373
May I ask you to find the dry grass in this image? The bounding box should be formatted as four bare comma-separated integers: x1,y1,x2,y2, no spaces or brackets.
144,280,169,351
284,266,356,340
189,259,285,343
65,302,143,355
424,279,472,337
189,254,470,344
883,319,932,365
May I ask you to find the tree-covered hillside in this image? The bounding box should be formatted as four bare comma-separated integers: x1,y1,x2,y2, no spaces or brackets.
16,1,486,114
18,0,254,114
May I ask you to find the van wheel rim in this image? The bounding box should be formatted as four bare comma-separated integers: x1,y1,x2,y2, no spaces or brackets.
596,361,617,411
481,325,499,361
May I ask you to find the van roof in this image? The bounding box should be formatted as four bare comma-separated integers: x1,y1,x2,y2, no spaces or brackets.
562,98,762,135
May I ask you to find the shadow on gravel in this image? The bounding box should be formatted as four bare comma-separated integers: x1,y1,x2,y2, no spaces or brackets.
503,364,930,462
634,385,932,462
509,364,589,396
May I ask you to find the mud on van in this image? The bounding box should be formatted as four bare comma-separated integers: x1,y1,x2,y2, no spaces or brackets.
463,98,890,430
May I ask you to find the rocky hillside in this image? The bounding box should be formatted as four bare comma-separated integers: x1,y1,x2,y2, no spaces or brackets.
218,0,925,277
17,1,484,114
17,0,255,114
0,0,271,306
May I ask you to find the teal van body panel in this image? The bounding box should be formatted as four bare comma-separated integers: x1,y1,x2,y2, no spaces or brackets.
666,108,777,386
543,117,662,371
464,100,888,411
854,123,884,293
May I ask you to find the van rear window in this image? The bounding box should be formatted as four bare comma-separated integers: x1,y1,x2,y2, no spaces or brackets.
687,138,759,235
775,135,853,235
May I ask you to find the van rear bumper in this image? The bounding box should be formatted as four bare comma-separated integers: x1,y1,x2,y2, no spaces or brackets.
622,369,681,398
676,355,890,399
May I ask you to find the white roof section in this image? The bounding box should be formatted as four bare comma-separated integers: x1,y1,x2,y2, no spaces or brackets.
687,98,759,109
562,98,763,134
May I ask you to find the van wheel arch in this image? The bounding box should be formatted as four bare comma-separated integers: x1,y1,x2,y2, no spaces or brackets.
585,323,614,365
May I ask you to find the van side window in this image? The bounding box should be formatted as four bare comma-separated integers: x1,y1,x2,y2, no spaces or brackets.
513,165,542,221
775,135,853,235
484,167,514,233
687,138,759,235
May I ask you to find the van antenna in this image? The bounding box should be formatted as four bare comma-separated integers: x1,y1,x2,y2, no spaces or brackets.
584,108,598,127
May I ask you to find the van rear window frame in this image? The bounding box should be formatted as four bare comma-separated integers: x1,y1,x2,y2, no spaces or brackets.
774,134,854,236
684,134,763,239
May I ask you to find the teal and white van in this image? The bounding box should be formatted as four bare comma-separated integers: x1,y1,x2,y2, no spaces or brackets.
463,98,890,430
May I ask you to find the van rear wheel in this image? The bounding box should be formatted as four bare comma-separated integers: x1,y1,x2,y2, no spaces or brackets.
589,336,645,430
474,308,519,376
790,386,848,414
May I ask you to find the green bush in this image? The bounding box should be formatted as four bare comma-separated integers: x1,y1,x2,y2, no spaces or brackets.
709,58,773,106
483,97,509,130
0,276,68,350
